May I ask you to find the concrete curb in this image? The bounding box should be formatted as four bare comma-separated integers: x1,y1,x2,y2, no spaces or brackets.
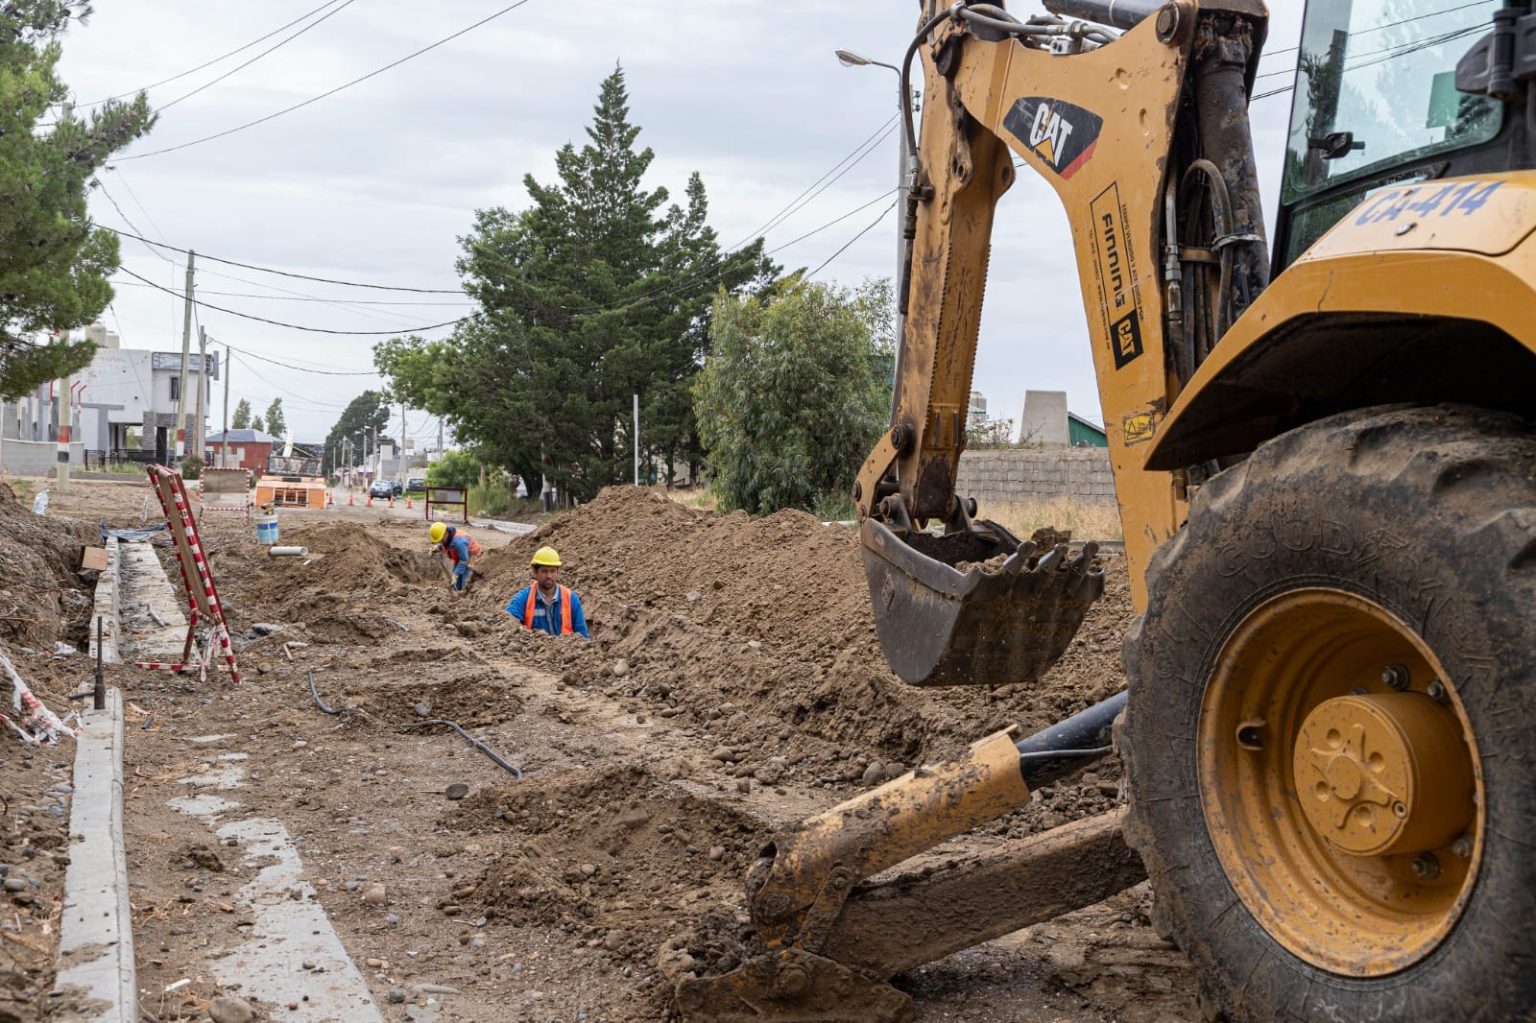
89,538,121,665
53,687,136,1022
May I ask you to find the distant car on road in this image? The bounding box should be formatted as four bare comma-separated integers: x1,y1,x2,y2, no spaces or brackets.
368,479,395,499
406,475,426,492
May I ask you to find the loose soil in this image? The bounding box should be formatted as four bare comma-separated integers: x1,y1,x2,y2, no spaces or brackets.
9,478,1196,1022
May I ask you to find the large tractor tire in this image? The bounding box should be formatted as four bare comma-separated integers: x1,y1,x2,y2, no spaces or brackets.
1121,405,1536,1022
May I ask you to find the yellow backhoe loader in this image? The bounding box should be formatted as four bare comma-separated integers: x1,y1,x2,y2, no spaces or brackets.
676,1,1536,1020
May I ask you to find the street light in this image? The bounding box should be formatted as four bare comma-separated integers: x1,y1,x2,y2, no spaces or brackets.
835,47,914,411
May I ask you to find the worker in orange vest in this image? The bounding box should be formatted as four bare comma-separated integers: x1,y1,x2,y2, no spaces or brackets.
429,521,481,594
505,546,588,637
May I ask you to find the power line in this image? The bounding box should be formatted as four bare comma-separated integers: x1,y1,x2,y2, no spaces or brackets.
1255,22,1484,82
1259,0,1495,61
223,341,379,376
229,353,354,411
95,180,176,265
757,122,900,241
117,265,465,335
1252,21,1485,101
157,0,362,113
727,115,898,250
807,200,899,279
118,0,539,161
104,226,463,293
108,278,470,306
77,0,346,107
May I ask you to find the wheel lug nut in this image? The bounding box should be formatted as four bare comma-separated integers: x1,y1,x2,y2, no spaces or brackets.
1426,680,1448,703
1452,834,1474,859
1381,663,1410,691
1411,852,1441,880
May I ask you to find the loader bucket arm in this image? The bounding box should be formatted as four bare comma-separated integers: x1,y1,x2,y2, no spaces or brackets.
671,695,1141,1023
856,0,1269,686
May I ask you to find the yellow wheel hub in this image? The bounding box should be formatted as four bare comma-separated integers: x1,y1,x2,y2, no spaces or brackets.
1198,590,1483,976
1293,693,1472,857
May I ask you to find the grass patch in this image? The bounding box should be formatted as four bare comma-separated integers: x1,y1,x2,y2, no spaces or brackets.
664,486,718,512
469,482,547,522
979,497,1122,542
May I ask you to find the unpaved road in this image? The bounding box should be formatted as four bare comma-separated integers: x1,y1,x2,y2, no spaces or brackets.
15,478,1198,1022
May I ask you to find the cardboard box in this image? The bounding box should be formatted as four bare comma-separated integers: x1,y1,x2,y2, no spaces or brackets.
80,546,108,572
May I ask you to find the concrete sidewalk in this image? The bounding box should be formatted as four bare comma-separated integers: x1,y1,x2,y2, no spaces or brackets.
53,689,135,1023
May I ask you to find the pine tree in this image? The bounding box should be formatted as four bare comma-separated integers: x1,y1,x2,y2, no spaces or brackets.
251,415,264,434
0,3,155,397
321,391,392,476
231,398,252,430
376,66,771,501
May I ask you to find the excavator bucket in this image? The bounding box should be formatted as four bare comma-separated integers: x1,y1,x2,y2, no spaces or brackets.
861,516,1104,686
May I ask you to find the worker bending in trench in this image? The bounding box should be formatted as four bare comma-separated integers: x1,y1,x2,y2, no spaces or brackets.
429,521,480,595
505,546,589,638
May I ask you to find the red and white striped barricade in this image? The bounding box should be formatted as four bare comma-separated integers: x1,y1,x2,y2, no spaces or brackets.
137,465,242,684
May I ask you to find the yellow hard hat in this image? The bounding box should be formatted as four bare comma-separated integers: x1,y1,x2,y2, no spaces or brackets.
429,521,447,544
530,545,562,567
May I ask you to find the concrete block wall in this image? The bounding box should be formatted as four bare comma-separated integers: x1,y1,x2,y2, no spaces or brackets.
2,439,85,475
955,447,1116,505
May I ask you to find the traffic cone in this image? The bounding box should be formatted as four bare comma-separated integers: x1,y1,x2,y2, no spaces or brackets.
348,493,354,506
366,495,373,507
388,495,395,508
327,492,334,508
406,496,413,510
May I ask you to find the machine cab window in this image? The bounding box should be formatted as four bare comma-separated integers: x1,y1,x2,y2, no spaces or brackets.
1277,0,1506,263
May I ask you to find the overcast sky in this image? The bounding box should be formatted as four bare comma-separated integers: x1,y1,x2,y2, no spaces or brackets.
57,1,1303,444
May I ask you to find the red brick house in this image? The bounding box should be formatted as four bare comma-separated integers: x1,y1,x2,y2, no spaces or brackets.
204,429,278,474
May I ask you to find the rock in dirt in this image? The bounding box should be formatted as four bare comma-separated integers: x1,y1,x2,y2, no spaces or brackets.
363,883,388,905
175,843,225,872
207,996,254,1023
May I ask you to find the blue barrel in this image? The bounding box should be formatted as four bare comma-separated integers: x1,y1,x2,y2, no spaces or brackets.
255,513,279,545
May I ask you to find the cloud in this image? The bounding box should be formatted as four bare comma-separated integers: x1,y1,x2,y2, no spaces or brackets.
61,0,1305,440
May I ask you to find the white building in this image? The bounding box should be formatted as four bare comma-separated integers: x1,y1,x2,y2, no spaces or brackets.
70,327,217,460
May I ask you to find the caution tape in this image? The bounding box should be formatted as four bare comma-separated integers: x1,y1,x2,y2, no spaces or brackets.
0,652,81,744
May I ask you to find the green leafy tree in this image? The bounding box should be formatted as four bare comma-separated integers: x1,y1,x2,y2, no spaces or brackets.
250,415,264,434
426,449,479,489
0,3,155,398
693,276,892,515
231,398,252,430
376,66,772,502
263,397,286,439
321,390,393,476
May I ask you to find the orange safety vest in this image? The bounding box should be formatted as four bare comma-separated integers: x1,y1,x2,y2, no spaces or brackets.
523,584,574,635
441,530,482,564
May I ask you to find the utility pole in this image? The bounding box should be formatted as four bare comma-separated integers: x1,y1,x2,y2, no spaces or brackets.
437,418,443,458
399,400,406,480
221,344,231,469
194,326,208,464
633,393,640,486
56,363,70,490
173,250,195,460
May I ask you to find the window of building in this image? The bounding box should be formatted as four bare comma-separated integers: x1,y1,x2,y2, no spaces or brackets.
169,376,180,401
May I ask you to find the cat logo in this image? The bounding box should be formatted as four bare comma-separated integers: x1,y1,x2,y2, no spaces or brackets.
1002,96,1103,180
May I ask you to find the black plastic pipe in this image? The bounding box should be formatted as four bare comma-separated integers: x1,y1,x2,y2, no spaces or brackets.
1015,689,1127,787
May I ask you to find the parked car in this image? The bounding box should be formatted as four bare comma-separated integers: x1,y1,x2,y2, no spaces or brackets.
406,475,426,492
391,479,404,497
368,479,395,499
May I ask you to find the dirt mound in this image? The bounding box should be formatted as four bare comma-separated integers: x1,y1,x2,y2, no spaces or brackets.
227,521,441,620
468,487,1131,768
345,665,525,728
0,482,97,650
462,765,767,953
